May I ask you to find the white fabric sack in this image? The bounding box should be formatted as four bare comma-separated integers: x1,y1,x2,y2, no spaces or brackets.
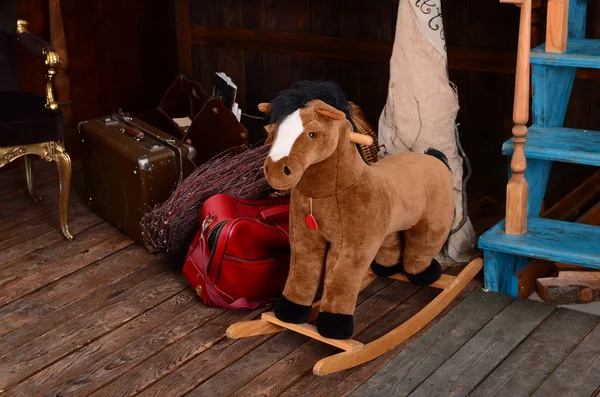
378,0,476,265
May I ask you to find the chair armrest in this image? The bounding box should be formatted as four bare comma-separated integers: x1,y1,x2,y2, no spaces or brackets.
16,20,60,110
17,20,53,56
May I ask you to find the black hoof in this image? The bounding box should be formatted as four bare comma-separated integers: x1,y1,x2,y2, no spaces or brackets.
273,295,311,324
317,312,354,339
405,258,442,286
370,260,403,277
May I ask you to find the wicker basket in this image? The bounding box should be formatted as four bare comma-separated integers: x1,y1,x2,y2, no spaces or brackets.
349,102,379,164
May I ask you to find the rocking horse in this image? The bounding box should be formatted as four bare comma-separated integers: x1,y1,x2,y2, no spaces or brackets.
227,81,482,375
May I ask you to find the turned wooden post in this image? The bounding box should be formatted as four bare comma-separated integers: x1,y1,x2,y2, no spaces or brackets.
506,0,532,235
49,0,72,125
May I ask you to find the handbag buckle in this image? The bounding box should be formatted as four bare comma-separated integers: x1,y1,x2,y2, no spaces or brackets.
200,214,216,237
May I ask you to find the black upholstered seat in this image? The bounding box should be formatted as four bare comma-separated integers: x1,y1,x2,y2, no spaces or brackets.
0,0,63,147
0,0,73,240
0,91,64,146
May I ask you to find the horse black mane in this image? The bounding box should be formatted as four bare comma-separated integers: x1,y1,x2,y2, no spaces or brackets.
268,80,356,130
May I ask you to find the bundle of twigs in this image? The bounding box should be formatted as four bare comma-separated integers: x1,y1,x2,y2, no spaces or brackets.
141,144,278,255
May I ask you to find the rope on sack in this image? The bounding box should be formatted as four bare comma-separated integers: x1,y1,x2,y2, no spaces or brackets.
450,122,472,235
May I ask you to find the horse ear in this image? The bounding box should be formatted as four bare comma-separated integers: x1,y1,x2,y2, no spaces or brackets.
258,102,272,114
315,107,345,120
264,124,275,144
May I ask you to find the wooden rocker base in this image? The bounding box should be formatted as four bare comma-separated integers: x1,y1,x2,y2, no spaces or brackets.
226,258,483,376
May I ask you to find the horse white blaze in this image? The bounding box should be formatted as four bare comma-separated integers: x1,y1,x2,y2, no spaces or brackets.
268,109,303,161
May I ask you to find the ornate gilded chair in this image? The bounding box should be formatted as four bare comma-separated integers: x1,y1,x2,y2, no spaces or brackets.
0,0,72,239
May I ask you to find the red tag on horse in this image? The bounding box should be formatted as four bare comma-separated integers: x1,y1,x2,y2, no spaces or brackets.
305,214,318,230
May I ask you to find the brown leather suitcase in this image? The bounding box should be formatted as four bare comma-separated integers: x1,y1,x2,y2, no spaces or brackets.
78,112,196,244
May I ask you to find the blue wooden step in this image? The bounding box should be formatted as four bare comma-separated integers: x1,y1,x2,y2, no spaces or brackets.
502,126,600,167
531,39,600,69
478,217,600,268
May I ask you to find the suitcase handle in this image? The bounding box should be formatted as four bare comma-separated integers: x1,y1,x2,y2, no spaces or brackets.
120,127,144,140
114,114,186,181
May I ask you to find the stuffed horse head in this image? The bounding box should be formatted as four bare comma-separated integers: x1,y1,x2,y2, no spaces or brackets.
259,85,372,191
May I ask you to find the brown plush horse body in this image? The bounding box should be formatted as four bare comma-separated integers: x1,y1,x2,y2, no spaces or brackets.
261,82,454,339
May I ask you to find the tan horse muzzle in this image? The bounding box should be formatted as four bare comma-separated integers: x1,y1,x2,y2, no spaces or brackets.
264,156,304,190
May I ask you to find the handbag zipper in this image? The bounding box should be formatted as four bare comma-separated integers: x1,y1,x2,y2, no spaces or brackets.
207,221,227,251
205,220,228,275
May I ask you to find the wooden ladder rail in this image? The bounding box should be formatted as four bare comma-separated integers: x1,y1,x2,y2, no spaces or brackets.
503,0,533,235
501,0,569,236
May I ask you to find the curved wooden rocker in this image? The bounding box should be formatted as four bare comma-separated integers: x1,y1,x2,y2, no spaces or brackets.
226,257,482,376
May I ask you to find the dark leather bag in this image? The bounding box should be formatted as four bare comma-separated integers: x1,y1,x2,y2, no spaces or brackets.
155,74,249,164
182,194,291,310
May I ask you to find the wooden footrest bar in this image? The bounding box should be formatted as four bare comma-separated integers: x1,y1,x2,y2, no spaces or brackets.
261,312,364,352
385,272,458,290
225,319,283,339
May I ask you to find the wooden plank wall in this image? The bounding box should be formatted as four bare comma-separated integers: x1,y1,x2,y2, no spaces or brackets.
12,0,600,184
17,0,179,123
181,0,523,177
178,0,600,182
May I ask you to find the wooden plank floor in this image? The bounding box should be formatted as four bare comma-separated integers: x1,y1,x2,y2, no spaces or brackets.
1,160,598,397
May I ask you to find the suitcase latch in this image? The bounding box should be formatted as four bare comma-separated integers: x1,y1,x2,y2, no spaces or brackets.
118,108,133,121
146,143,163,152
100,116,119,126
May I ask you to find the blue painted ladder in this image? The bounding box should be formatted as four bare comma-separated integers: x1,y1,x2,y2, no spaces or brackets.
478,0,600,297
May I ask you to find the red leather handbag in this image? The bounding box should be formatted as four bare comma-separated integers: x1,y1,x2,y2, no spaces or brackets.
183,194,291,310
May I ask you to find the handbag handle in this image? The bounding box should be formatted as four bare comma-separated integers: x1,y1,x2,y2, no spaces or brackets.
192,255,274,310
259,204,290,222
203,279,274,310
